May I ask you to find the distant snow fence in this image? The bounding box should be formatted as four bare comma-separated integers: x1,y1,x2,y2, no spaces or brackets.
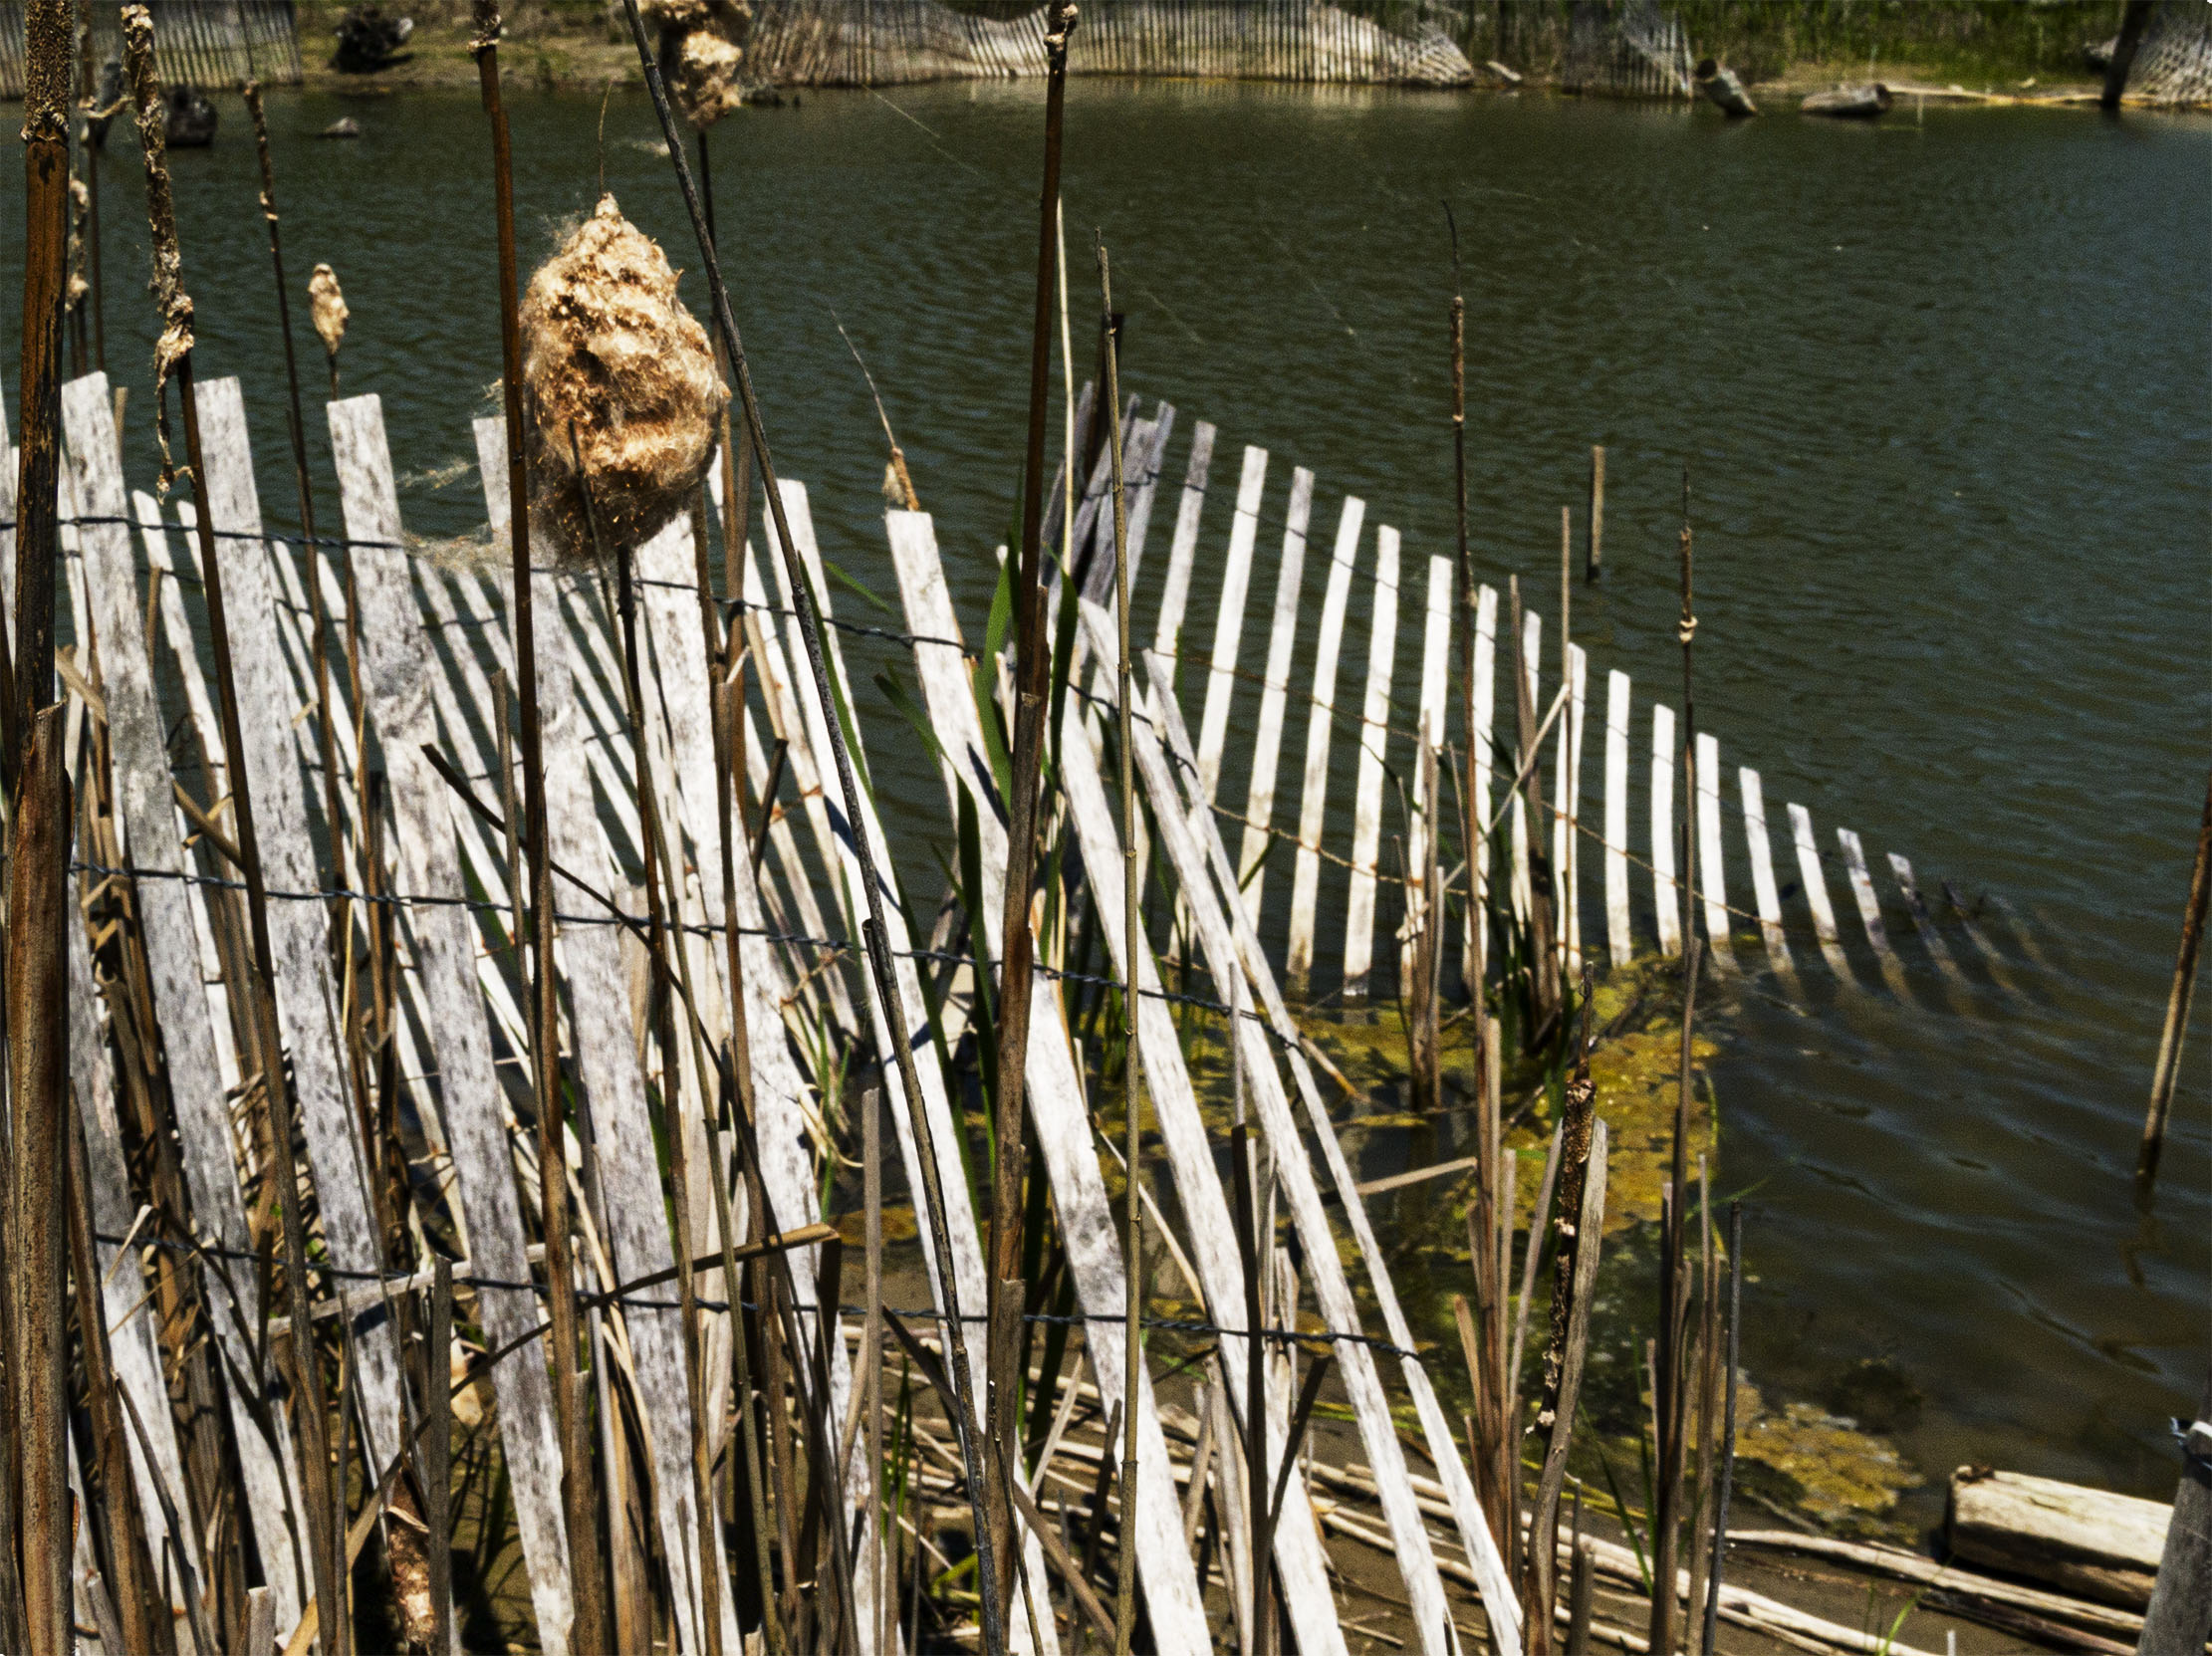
742,0,1484,88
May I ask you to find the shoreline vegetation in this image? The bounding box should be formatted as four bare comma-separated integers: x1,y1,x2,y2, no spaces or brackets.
286,0,2130,103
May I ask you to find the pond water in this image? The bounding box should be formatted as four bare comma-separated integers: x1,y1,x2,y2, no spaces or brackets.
4,75,2206,1518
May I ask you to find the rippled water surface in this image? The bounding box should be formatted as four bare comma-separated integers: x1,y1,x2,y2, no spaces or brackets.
5,78,2206,1510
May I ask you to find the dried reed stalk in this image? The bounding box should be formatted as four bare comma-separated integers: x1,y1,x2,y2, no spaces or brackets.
1650,468,1702,1656
615,6,1008,1645
988,1,1083,1619
470,6,608,1646
1096,234,1145,1656
119,14,353,1650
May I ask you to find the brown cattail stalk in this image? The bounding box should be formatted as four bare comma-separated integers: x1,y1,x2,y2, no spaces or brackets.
469,7,608,1648
1699,1201,1743,1656
6,7,76,1652
616,6,1007,1645
63,1105,167,1656
1650,467,1701,1656
243,82,355,1019
120,15,359,1652
599,470,724,1656
1097,234,1145,1656
986,0,1082,1617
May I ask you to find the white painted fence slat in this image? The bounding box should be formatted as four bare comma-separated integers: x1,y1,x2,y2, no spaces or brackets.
1788,802,1840,943
1512,611,1541,928
885,511,1212,1651
1887,851,1968,992
1604,668,1632,967
1837,828,1892,956
1195,443,1268,802
1651,703,1680,957
1555,643,1588,975
1284,494,1362,998
1467,583,1497,987
1342,526,1399,1002
1149,418,1216,682
330,396,573,1649
1694,730,1732,960
64,380,304,1627
1236,465,1313,921
1738,767,1792,968
1403,553,1452,986
1129,647,1517,1656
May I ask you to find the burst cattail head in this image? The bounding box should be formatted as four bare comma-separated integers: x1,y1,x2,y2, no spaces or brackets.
309,263,348,360
642,0,751,127
520,194,728,567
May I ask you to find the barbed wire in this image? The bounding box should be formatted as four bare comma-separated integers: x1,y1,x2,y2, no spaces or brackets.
99,1227,1422,1361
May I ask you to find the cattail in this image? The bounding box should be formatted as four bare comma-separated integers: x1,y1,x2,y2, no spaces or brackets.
308,261,348,366
643,0,751,125
520,193,728,566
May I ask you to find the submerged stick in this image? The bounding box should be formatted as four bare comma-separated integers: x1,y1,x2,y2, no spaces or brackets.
120,15,353,1652
616,7,1007,1645
8,7,74,1650
2140,770,2212,1186
470,7,606,1650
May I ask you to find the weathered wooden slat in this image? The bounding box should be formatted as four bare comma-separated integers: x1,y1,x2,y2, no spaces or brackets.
468,429,737,1655
1887,851,1969,994
64,380,304,1630
1149,418,1216,687
1837,828,1891,958
1342,525,1399,1003
1786,803,1840,944
330,395,572,1648
885,510,1212,1652
1510,610,1541,931
635,505,870,1653
1195,443,1268,802
1402,553,1452,987
1604,668,1632,967
762,482,1057,1653
1127,642,1515,1656
190,376,407,1472
1236,464,1313,921
1466,582,1497,987
1651,702,1681,957
1694,730,1733,961
66,895,196,1640
1738,767,1793,968
1556,642,1588,976
1284,494,1362,998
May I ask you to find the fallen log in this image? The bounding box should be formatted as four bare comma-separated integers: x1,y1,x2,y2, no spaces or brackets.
1946,1467,2166,1610
1801,83,1891,118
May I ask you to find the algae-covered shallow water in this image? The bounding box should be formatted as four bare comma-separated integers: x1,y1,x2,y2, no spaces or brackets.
2,77,2204,1523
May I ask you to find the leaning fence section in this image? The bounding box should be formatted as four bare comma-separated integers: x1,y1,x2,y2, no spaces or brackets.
0,0,302,98
1561,0,1691,98
742,0,1479,87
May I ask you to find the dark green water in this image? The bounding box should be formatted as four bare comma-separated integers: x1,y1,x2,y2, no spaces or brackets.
7,79,2207,1517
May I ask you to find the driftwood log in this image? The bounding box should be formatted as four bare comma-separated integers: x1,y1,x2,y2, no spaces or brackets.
1946,1467,2167,1610
1694,57,1757,117
1802,83,1891,118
